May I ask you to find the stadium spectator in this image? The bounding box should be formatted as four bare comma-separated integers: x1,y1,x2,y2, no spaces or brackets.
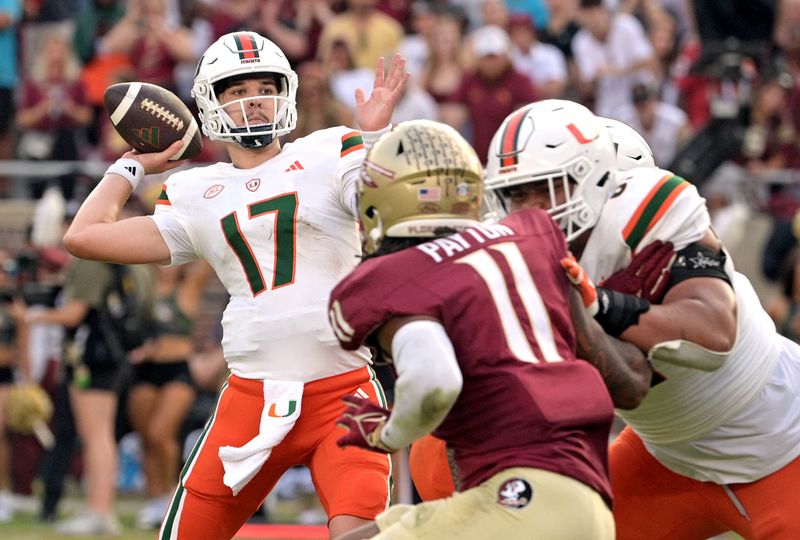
61,31,408,539
328,119,650,540
324,38,376,113
506,0,550,29
614,81,691,166
100,0,194,93
317,0,404,70
480,0,510,28
646,8,688,105
508,12,568,99
390,78,439,124
539,0,581,62
197,0,260,40
27,199,155,536
128,261,213,530
0,250,29,523
620,0,697,42
0,0,21,198
73,0,131,148
774,0,800,138
290,61,355,141
442,24,538,161
250,0,312,63
15,33,92,202
18,0,77,78
398,1,439,79
418,10,468,104
572,0,657,116
72,0,126,65
279,0,336,64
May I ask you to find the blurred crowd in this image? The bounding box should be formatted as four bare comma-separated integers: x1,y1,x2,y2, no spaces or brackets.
4,0,800,534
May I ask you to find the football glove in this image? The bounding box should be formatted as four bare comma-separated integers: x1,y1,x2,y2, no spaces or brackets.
336,395,395,453
601,240,676,303
561,254,599,316
594,287,651,337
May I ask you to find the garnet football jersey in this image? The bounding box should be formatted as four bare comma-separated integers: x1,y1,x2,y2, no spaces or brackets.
151,126,371,381
329,209,615,504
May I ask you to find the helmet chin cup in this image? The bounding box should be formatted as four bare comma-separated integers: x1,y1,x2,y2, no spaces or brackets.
230,125,275,148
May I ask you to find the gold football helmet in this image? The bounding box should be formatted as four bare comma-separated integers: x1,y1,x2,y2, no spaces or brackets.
359,120,484,255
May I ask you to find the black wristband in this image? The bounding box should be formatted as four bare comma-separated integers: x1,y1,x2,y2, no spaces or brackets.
595,287,651,337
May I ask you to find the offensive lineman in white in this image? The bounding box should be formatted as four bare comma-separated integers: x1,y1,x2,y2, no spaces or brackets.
64,32,409,540
484,101,800,539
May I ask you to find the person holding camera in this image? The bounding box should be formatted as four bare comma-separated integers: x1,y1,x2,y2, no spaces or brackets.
26,201,155,536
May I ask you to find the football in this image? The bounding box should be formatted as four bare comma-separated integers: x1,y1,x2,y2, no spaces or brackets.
104,82,203,160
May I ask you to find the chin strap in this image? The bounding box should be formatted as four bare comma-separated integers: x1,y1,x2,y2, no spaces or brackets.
230,126,274,148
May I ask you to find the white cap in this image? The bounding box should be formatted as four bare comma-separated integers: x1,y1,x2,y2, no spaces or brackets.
472,25,511,57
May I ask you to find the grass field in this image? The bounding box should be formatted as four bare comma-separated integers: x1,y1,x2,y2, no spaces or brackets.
0,485,746,540
0,489,328,540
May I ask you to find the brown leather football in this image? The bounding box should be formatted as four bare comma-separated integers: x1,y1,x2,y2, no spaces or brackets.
104,82,203,160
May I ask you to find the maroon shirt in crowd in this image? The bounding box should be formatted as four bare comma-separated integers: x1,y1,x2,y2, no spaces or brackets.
453,68,538,162
19,78,88,131
130,37,179,90
329,209,614,506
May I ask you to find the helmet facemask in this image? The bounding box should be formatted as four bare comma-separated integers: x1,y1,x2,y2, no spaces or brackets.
489,161,602,242
215,90,293,148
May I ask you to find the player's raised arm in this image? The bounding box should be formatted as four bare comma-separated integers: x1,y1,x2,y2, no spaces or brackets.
63,141,184,265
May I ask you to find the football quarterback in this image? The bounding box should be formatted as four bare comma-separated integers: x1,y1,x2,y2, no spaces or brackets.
64,31,410,539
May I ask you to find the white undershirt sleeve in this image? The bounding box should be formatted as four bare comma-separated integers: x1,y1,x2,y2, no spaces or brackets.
379,319,463,450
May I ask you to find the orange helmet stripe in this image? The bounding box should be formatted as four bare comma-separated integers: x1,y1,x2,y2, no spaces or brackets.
500,106,532,167
233,32,259,60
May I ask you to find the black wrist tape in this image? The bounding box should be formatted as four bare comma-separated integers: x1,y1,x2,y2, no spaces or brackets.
595,287,651,337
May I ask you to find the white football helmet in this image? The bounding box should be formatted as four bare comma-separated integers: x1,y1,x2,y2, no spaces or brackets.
485,100,617,241
601,117,656,170
192,32,298,148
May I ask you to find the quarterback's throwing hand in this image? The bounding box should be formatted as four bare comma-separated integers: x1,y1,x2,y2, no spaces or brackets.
601,240,676,303
336,395,395,453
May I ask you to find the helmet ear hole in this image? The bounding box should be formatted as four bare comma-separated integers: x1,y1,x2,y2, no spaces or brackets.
365,206,377,219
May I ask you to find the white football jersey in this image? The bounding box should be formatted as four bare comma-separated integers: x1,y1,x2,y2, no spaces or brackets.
151,126,371,381
583,167,800,483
